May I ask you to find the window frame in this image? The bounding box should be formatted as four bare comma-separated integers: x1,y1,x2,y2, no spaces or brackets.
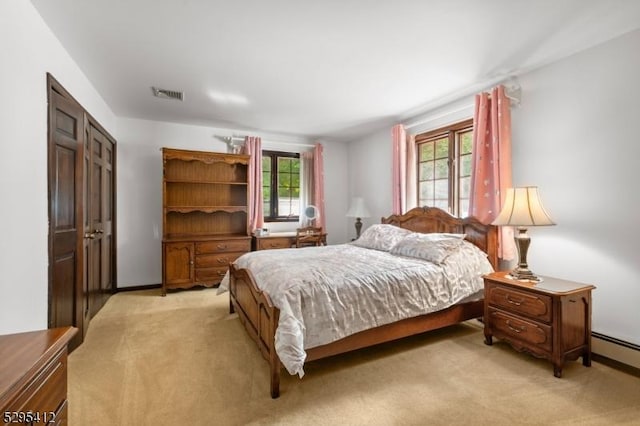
262,150,301,223
415,119,473,217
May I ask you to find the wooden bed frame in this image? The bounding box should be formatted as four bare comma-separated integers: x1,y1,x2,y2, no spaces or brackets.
228,207,498,398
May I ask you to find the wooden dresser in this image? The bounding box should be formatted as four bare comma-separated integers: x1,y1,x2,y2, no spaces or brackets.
0,327,77,425
483,271,595,377
162,148,251,296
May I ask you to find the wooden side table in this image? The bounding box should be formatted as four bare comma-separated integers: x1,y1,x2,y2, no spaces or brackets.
483,271,595,377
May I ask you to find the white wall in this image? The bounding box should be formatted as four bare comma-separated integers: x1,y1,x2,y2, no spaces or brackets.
348,28,640,346
347,129,391,237
0,1,116,334
116,118,349,287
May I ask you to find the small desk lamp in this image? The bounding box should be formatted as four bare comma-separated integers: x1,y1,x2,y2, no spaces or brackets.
346,197,370,239
492,187,555,281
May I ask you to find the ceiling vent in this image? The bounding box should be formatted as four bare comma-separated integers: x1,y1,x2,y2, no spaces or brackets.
152,87,184,101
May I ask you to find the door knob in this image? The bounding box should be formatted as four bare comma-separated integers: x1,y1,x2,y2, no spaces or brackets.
84,232,96,239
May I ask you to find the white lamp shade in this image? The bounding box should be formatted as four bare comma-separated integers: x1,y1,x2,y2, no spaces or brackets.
492,187,555,226
346,197,370,218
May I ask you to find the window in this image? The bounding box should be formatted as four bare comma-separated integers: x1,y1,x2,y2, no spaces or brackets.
262,150,300,222
416,119,473,217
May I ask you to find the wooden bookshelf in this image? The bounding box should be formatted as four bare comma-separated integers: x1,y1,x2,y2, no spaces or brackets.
161,148,251,295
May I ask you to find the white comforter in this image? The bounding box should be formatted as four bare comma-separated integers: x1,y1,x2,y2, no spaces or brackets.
219,242,493,377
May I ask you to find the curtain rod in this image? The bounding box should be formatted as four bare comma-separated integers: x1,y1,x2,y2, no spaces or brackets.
215,135,315,148
403,76,521,130
405,83,521,130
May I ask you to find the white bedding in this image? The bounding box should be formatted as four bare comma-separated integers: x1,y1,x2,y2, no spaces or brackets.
219,241,493,377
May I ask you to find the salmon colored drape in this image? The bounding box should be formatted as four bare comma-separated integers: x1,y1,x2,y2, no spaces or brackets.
392,124,416,215
392,124,407,215
312,143,326,230
469,85,515,260
242,136,264,232
405,133,417,211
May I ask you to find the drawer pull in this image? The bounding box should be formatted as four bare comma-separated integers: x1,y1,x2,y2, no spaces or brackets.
217,244,227,250
506,320,526,334
506,295,524,306
216,258,228,264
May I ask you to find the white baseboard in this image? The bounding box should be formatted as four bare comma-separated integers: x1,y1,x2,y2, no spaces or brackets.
592,333,640,370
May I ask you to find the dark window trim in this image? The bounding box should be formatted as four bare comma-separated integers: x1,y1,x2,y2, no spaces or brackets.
263,150,300,223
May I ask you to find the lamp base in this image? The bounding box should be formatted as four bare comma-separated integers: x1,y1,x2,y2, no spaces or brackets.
507,268,541,282
354,217,362,239
508,227,541,282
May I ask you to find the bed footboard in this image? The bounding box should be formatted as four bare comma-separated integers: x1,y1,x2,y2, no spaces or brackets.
228,264,282,398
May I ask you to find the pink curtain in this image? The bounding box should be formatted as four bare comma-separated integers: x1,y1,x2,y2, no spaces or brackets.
405,133,417,211
469,85,515,260
242,136,264,232
392,124,407,215
392,124,416,214
312,143,326,230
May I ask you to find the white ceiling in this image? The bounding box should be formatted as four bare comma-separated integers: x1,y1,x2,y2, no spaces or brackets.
32,0,640,142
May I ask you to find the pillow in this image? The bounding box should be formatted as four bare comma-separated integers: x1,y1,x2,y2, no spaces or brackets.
350,224,412,251
390,233,465,264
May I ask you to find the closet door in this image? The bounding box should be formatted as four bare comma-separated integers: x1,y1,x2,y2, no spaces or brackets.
48,74,117,350
48,90,85,350
87,124,115,318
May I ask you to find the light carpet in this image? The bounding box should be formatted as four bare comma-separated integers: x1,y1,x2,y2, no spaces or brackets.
68,288,640,425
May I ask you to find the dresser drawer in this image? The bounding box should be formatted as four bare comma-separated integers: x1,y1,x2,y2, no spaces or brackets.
488,308,552,352
257,237,294,250
195,252,244,268
196,239,250,254
487,283,552,322
195,267,228,282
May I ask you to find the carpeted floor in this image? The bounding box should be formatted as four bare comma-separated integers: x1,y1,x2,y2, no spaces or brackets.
68,288,640,425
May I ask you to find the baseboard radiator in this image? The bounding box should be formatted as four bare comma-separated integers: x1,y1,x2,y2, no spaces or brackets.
592,332,640,370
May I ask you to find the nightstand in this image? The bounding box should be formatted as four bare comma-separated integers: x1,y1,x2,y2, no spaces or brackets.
483,271,595,378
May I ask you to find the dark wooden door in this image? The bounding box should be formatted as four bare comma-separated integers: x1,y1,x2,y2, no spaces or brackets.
87,125,115,317
48,89,85,350
100,130,115,311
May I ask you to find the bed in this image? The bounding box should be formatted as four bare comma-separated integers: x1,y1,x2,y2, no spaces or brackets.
224,207,498,398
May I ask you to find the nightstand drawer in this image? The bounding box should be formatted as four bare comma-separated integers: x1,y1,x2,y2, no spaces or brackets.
488,308,552,352
196,239,250,254
257,237,294,250
487,283,552,322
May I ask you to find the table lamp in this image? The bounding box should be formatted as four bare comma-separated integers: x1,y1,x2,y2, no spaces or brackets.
492,187,555,281
346,197,370,239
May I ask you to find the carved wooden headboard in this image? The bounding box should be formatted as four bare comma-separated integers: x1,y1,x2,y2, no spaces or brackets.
381,207,498,270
